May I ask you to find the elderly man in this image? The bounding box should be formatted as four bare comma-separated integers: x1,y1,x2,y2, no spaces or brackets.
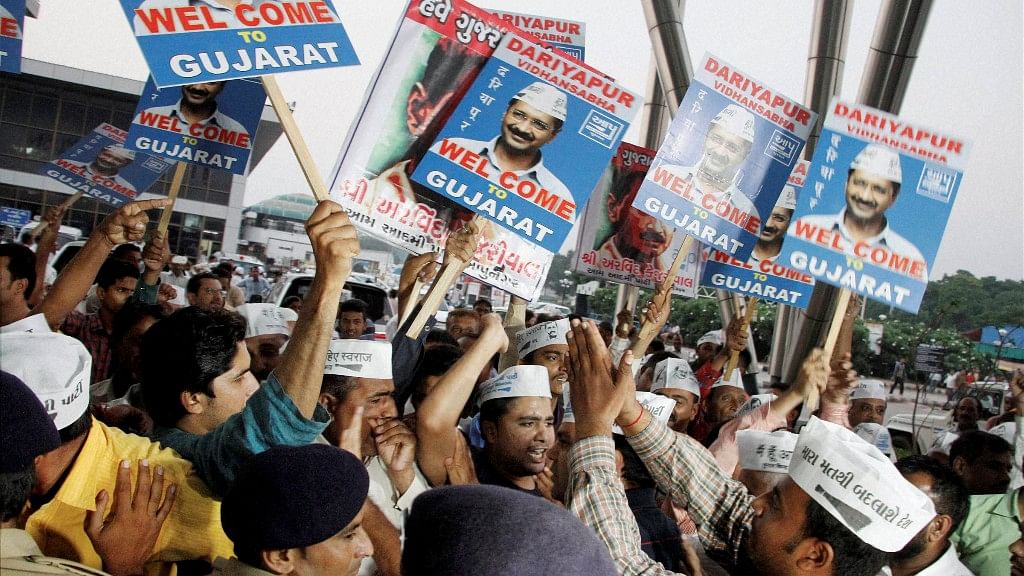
564,321,937,576
848,379,888,428
650,357,701,435
445,307,480,340
139,200,359,496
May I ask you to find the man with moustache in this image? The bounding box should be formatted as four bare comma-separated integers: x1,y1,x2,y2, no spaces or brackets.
136,81,248,139
598,169,675,271
752,184,797,262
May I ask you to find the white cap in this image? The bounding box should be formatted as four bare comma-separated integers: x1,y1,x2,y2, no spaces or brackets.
513,81,568,122
613,391,676,435
278,307,299,323
516,319,570,359
235,304,291,338
853,423,896,462
987,421,1016,446
790,417,935,552
709,104,756,143
104,144,136,161
737,429,798,473
561,385,574,424
850,379,887,401
0,332,91,430
736,393,777,418
851,144,902,184
324,340,393,379
171,255,188,265
651,357,701,398
696,330,724,348
775,185,798,211
711,368,745,391
478,365,552,405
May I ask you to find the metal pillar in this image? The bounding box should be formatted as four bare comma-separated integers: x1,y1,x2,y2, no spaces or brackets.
778,0,934,385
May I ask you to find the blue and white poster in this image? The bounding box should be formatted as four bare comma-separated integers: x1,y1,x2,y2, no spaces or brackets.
701,160,815,308
40,123,174,207
778,98,972,313
118,0,360,87
632,53,816,261
0,0,24,73
411,32,641,253
127,77,265,174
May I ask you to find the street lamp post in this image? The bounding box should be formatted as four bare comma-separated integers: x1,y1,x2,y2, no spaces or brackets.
993,327,1010,378
559,276,574,307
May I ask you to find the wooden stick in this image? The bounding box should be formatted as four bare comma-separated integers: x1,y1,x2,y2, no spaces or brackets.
805,288,853,411
31,191,84,238
157,162,187,234
631,236,694,356
405,216,486,338
723,297,759,381
261,76,329,202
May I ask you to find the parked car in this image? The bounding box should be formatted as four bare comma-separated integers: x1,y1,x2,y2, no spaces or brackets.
216,253,265,276
528,301,572,317
268,272,393,339
19,222,83,250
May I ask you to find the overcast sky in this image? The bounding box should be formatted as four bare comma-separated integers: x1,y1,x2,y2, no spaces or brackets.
21,0,1023,280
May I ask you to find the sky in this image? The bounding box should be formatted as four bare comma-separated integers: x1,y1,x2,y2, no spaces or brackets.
20,0,1024,280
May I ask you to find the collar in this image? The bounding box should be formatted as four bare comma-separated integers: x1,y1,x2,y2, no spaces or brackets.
833,207,898,247
989,488,1023,520
49,418,106,511
478,137,545,179
167,99,224,127
0,528,43,558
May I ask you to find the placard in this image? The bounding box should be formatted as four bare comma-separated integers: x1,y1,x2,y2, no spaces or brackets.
0,0,23,73
700,160,815,307
631,53,816,261
778,99,972,312
40,123,174,207
128,77,265,174
572,142,701,297
119,0,360,87
489,10,585,60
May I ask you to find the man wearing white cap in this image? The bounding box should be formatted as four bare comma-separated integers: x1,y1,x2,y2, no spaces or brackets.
516,318,571,408
848,378,888,428
752,184,797,262
564,321,932,576
418,314,556,496
235,303,291,383
692,328,725,370
662,103,759,220
0,331,235,570
650,357,701,435
432,81,572,207
795,143,926,279
161,254,190,290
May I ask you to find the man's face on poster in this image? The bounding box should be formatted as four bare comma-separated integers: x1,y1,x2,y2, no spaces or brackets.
758,206,794,245
608,177,673,260
94,147,134,172
500,100,559,156
701,124,751,179
845,168,898,222
181,82,226,107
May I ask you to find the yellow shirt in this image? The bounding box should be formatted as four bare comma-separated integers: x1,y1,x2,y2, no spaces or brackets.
25,419,234,576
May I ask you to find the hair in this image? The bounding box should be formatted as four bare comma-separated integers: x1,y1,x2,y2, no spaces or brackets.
321,374,357,402
213,266,232,280
447,308,480,324
613,435,655,489
524,310,536,325
799,497,889,576
534,313,562,324
340,298,369,320
647,340,665,354
0,243,36,299
641,350,679,376
140,307,246,427
282,295,302,308
0,467,35,522
896,455,969,532
19,231,33,244
425,328,460,348
412,344,463,407
96,258,140,289
109,302,168,387
58,410,93,443
949,430,1012,466
111,243,141,260
609,168,647,204
187,272,220,295
473,298,492,311
479,397,515,426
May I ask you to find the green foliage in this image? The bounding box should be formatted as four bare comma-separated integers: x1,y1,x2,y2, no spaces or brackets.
874,318,993,379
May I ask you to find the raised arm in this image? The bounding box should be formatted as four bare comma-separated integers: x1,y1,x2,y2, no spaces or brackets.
396,252,438,326
274,201,359,418
498,295,527,372
29,205,67,307
37,198,172,330
416,313,507,486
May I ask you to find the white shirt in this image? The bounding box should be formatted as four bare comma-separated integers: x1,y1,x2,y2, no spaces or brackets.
797,208,928,281
434,136,573,211
360,456,429,576
660,163,760,222
877,543,974,576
